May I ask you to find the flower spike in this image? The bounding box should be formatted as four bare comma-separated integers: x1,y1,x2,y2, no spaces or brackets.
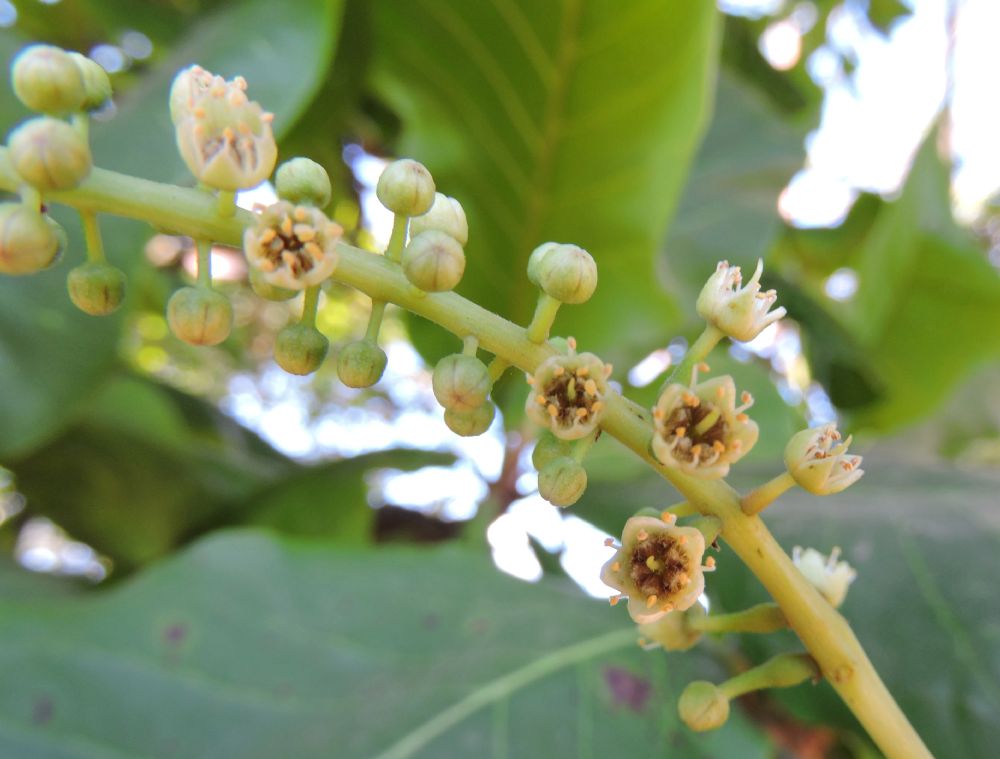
696,259,786,342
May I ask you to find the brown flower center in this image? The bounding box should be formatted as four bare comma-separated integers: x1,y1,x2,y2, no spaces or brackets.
630,535,691,598
540,367,600,424
661,399,728,465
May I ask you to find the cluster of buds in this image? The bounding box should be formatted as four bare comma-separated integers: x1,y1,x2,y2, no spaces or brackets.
696,259,786,342
652,366,758,479
431,352,495,437
2,45,126,312
171,66,277,192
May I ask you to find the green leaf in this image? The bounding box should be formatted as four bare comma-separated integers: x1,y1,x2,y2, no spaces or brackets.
370,1,721,368
0,531,775,757
245,448,455,541
8,375,294,569
709,461,1000,758
661,71,803,314
779,140,1000,432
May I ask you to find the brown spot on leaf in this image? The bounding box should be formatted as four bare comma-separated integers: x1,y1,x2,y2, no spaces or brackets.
31,696,53,725
603,666,651,712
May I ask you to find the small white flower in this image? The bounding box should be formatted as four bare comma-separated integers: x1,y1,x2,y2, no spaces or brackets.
525,345,611,440
792,546,856,608
696,259,786,342
784,424,864,495
652,369,758,479
173,67,277,191
244,201,341,290
601,516,710,624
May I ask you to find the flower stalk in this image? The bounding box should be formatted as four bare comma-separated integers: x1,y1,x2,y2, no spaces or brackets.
0,145,933,759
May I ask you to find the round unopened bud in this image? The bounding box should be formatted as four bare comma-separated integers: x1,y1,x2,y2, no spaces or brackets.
432,354,491,413
0,204,60,275
337,339,387,388
275,324,329,376
537,456,587,507
68,52,112,111
248,267,297,301
532,433,571,471
11,45,86,115
8,117,92,191
444,402,495,437
275,158,331,207
537,244,597,304
376,158,435,216
67,262,125,315
402,230,465,292
409,193,468,245
167,287,232,346
526,242,558,287
678,681,730,732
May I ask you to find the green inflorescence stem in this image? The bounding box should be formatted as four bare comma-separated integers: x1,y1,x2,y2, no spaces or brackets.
0,146,934,759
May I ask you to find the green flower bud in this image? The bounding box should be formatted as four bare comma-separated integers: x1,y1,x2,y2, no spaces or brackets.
174,69,277,191
401,230,465,292
8,117,92,191
248,266,297,301
275,157,331,207
0,204,60,275
275,323,329,376
531,433,571,471
68,52,112,111
67,262,125,315
526,242,558,287
376,158,435,216
337,339,387,388
678,681,730,732
409,192,468,245
537,456,587,508
166,286,232,346
11,44,86,115
536,243,597,304
444,402,495,437
432,354,491,412
638,604,705,652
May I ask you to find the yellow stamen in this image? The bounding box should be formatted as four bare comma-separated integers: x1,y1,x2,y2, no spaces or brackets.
646,594,658,608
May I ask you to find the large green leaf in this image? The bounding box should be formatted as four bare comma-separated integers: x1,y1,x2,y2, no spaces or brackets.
0,531,777,757
707,460,1000,758
370,0,720,368
661,71,803,315
777,142,1000,432
0,0,341,460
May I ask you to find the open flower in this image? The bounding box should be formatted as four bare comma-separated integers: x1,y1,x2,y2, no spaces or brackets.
174,68,277,191
652,371,758,479
244,201,341,290
696,259,786,342
792,546,856,607
784,424,864,495
601,516,708,624
525,346,611,440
